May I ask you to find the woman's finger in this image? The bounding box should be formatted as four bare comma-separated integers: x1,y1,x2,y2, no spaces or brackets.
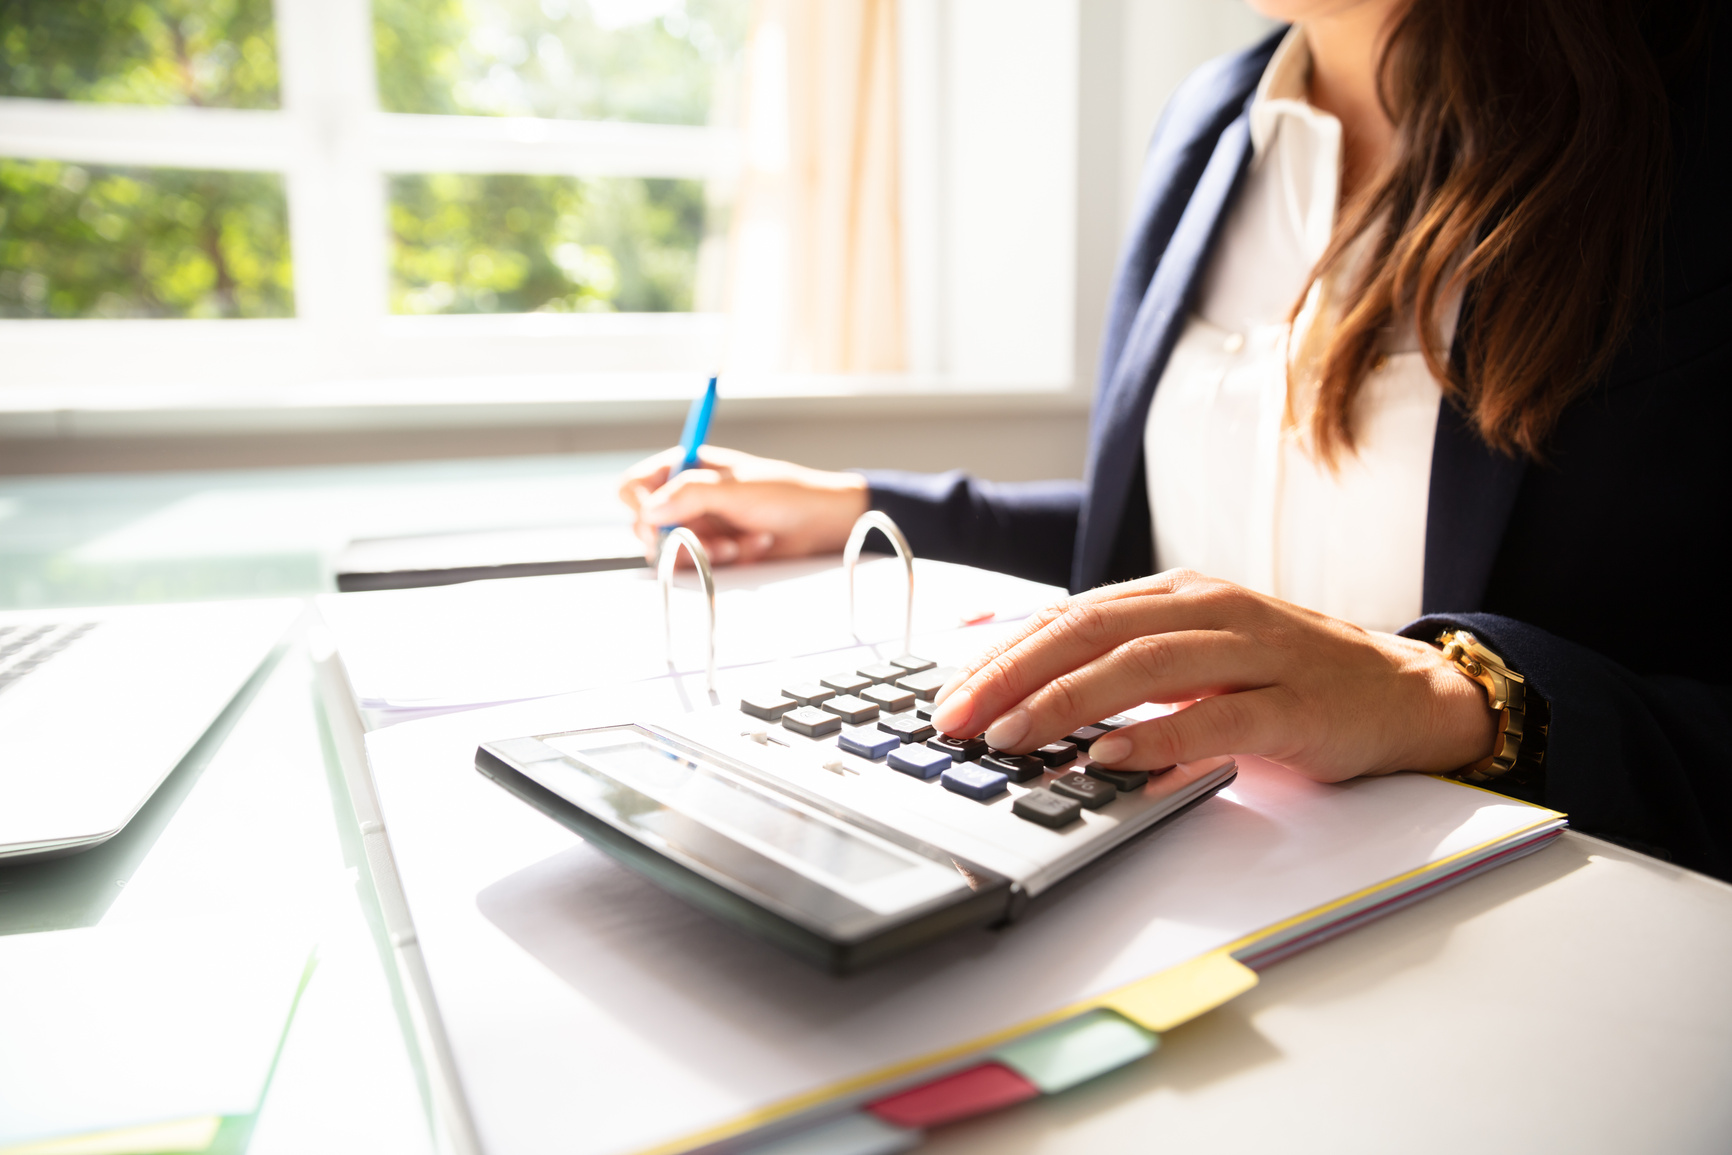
1085,687,1298,770
932,576,1243,738
978,630,1268,752
638,468,733,526
933,574,1191,704
617,449,682,510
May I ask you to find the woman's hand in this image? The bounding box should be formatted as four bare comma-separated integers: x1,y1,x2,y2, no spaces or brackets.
618,445,870,565
927,569,1496,782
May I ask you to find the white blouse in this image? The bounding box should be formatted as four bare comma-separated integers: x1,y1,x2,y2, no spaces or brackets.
1143,29,1446,633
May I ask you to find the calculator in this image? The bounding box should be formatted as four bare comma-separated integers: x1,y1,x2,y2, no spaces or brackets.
475,652,1237,973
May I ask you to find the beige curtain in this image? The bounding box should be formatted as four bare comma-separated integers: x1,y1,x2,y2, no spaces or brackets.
723,0,907,374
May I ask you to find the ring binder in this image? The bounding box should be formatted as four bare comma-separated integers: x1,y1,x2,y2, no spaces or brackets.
843,511,915,656
657,527,716,692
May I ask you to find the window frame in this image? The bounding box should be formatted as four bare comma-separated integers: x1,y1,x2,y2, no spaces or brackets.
0,0,1103,434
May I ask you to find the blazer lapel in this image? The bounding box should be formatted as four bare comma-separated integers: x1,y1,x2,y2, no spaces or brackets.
1073,112,1255,591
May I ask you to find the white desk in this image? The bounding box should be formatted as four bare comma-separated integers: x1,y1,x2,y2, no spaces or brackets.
925,831,1732,1155
5,455,1730,1153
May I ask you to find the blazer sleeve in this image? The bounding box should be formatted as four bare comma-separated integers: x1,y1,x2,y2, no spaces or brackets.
858,469,1082,589
1401,611,1732,878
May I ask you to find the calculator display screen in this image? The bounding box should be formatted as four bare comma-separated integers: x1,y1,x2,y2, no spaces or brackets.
527,727,974,938
578,739,911,886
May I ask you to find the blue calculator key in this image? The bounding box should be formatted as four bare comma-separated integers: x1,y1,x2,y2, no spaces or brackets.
928,734,988,762
839,726,899,759
820,672,874,695
783,706,842,737
821,694,880,724
891,654,937,673
879,714,935,744
740,693,797,721
941,762,1009,800
782,683,835,707
861,684,917,713
856,662,903,683
981,752,1046,783
888,745,951,779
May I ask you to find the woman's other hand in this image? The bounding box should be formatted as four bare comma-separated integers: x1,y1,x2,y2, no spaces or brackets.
928,570,1496,782
618,445,870,565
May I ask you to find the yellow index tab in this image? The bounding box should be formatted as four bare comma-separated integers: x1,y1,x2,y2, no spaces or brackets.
1099,949,1258,1033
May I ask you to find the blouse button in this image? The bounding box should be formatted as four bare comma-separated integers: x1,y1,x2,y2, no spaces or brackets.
1222,332,1245,354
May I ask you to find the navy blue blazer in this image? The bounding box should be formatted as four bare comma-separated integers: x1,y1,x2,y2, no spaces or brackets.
866,23,1732,878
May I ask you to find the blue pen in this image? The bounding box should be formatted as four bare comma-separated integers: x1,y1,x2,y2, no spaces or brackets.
659,375,718,535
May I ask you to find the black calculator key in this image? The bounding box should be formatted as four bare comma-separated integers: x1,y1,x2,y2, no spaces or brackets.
1095,714,1138,730
981,753,1045,783
820,694,880,724
1065,725,1108,751
1035,741,1078,768
861,684,917,713
1086,765,1151,792
878,714,935,744
896,667,957,701
1013,788,1083,829
927,734,988,762
1051,771,1116,809
856,662,903,683
782,682,835,707
740,693,797,721
891,654,937,674
820,671,874,695
916,701,936,720
782,706,842,737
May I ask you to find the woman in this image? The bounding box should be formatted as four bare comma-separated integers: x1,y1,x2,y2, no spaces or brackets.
622,0,1731,877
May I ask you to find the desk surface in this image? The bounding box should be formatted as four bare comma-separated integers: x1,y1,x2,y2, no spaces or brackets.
3,457,1731,1153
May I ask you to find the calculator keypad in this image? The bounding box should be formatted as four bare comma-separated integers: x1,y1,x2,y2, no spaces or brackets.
739,661,1148,829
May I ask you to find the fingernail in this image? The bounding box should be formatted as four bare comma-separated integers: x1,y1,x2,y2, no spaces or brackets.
929,688,972,734
983,708,1031,751
750,531,773,551
713,538,739,563
1089,734,1132,764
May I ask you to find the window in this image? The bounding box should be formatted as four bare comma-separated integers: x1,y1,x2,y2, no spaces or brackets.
0,0,745,388
0,0,1095,408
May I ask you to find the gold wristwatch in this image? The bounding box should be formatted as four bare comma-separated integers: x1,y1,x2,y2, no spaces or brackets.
1435,629,1539,784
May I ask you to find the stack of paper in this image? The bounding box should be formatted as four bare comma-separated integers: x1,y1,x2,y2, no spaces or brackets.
354,667,1564,1155
318,556,1065,725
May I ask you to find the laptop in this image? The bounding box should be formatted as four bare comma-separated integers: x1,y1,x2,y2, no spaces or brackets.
0,599,301,860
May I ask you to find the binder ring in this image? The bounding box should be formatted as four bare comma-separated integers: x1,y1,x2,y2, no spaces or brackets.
842,511,914,656
658,527,716,692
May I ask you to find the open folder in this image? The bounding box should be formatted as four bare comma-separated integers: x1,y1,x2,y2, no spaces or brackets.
326,533,1566,1155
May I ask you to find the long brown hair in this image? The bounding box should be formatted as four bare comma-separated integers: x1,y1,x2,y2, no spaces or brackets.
1303,0,1710,461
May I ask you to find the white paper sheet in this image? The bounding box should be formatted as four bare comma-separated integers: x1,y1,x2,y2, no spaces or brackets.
361,663,1562,1155
0,921,311,1146
319,556,1064,720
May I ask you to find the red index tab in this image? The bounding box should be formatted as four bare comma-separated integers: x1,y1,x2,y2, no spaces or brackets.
866,1062,1040,1129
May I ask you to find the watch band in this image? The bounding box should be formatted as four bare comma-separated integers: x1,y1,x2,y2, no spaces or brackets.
1435,629,1540,784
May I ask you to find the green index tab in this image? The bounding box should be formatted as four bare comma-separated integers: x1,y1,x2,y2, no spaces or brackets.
990,1008,1158,1094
